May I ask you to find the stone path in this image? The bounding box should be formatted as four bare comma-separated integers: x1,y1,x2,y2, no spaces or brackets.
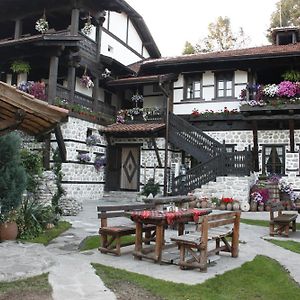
0,196,300,299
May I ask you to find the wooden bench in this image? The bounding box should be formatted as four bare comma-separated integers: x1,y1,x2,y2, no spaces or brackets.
270,202,297,237
97,203,156,255
171,211,240,272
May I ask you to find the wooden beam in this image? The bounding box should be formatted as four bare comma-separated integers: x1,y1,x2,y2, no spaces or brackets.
252,120,259,172
54,125,67,162
289,119,295,152
151,137,162,168
48,55,59,104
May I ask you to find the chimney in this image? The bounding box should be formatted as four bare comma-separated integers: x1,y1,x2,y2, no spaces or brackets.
271,26,300,45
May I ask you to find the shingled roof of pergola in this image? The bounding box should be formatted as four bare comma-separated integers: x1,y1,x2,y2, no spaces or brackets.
0,81,68,137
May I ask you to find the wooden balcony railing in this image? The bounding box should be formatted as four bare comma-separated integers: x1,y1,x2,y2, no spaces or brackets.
56,84,116,116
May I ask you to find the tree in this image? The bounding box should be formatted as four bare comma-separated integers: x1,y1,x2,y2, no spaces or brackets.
269,0,300,29
182,41,196,55
0,133,27,214
183,16,250,54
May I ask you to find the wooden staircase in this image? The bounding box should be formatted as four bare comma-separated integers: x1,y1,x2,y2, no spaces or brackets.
168,113,252,195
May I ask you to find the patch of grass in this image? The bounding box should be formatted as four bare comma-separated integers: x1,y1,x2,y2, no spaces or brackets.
93,255,300,300
0,273,52,299
241,218,300,230
22,221,71,245
266,239,300,254
79,235,135,251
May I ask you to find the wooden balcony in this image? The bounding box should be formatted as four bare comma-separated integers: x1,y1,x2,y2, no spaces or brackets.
56,84,116,117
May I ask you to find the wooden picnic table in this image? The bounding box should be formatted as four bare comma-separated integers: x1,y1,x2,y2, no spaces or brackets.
128,208,212,264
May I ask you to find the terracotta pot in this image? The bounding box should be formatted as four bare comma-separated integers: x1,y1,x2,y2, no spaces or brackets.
201,200,208,208
250,202,258,212
258,204,265,212
0,221,18,241
233,202,240,211
226,203,233,211
189,200,197,209
220,203,226,210
265,205,271,212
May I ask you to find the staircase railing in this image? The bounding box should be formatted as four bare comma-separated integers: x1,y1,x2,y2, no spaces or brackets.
172,150,252,195
168,113,223,162
172,156,222,196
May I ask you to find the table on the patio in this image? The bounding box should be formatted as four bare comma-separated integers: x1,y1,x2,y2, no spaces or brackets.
129,208,212,264
143,195,196,210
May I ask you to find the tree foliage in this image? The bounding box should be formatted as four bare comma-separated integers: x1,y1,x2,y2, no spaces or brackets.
182,41,196,55
269,0,300,29
182,16,250,54
0,133,27,213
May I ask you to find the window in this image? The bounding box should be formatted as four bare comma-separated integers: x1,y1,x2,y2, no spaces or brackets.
216,72,233,98
225,145,235,153
184,74,202,100
108,45,113,53
262,145,285,175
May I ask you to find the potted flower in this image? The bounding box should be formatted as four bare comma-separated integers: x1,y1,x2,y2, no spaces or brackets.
221,197,234,210
94,155,106,172
86,135,98,146
77,153,91,163
10,60,31,85
0,133,27,241
80,74,94,89
81,15,93,35
35,11,49,34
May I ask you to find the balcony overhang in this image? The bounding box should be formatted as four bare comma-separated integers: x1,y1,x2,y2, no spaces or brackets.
100,122,165,137
106,73,178,87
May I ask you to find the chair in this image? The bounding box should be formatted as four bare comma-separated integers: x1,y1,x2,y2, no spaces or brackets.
269,202,297,237
171,211,240,272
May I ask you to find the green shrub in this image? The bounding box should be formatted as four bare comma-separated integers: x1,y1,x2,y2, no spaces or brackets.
141,178,160,197
282,70,300,82
0,133,27,215
20,149,43,194
17,196,58,239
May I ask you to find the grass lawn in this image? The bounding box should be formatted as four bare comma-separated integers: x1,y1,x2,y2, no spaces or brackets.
241,218,300,230
0,273,52,300
266,239,300,254
79,234,135,251
21,221,71,245
93,255,300,300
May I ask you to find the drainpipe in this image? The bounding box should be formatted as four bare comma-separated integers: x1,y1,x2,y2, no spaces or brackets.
159,77,170,196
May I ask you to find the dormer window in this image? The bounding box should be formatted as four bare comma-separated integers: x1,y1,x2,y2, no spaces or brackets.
271,27,299,45
184,74,202,100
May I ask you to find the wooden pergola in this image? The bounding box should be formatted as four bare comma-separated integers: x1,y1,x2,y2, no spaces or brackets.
0,81,69,161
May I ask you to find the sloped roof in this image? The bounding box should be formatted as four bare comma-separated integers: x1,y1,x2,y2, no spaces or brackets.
139,43,300,70
101,122,165,134
0,82,68,136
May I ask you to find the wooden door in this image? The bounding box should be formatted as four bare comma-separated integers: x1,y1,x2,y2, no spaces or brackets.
120,146,140,190
105,146,122,191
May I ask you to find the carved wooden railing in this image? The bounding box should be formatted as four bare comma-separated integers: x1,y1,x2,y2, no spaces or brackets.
56,85,116,116
169,113,223,162
172,156,222,195
172,150,252,195
78,32,97,60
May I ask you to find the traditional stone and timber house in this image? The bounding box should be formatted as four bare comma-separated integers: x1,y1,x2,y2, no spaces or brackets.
1,0,300,210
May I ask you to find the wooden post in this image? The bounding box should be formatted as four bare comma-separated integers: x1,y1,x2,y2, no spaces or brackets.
155,224,164,263
289,119,295,152
92,76,99,111
134,222,143,260
67,64,76,103
43,134,51,170
70,8,80,35
48,55,59,104
14,19,22,39
231,212,240,258
199,216,208,272
252,120,259,172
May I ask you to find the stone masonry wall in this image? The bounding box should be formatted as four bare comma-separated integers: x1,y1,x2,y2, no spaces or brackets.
52,117,107,203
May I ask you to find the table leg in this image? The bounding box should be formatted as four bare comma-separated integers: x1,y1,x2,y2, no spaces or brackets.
155,224,164,263
135,222,143,260
178,222,185,236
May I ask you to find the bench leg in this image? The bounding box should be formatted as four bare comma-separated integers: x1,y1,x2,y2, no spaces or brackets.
292,220,296,232
115,235,121,256
100,233,108,252
199,242,208,272
179,244,186,270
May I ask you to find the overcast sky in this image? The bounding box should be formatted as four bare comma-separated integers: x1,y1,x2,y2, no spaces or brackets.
125,0,279,57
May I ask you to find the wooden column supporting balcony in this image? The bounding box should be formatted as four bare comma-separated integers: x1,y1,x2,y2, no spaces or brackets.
70,8,80,35
14,18,22,39
252,120,259,172
48,55,59,104
67,65,76,103
289,119,295,152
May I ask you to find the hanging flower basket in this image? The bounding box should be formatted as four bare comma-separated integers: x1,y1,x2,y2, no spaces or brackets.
35,11,49,34
81,15,93,35
80,74,94,89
